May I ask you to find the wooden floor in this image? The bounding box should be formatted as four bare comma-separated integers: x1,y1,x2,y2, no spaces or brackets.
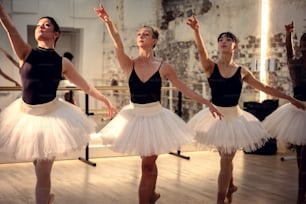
0,150,299,204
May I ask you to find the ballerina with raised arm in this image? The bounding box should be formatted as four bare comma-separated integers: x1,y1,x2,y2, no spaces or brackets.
94,4,223,204
0,2,116,204
186,15,305,204
263,21,306,204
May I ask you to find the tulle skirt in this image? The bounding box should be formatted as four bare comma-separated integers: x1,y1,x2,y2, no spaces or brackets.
0,97,96,161
96,102,194,156
263,101,306,145
187,105,271,154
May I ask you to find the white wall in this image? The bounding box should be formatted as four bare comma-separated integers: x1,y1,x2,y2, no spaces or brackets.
1,0,306,111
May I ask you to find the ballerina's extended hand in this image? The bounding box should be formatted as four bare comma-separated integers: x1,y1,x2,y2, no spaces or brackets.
94,4,110,22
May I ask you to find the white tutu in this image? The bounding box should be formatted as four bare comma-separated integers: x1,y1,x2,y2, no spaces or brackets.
187,105,271,154
0,97,96,161
96,102,194,156
263,102,306,145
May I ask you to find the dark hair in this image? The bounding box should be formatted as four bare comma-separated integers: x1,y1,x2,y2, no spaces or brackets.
39,16,61,46
301,33,306,42
217,32,239,43
63,52,74,61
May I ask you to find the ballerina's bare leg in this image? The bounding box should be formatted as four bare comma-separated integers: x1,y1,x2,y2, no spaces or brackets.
217,151,236,204
139,155,159,204
33,159,55,204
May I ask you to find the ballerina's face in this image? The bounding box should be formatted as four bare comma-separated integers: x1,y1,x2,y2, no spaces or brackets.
35,18,60,45
137,26,158,49
217,33,238,53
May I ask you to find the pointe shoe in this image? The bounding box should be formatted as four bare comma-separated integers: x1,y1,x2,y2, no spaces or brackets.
149,192,160,204
48,193,55,204
226,186,238,203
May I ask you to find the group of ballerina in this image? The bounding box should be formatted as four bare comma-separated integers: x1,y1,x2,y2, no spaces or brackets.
0,2,305,204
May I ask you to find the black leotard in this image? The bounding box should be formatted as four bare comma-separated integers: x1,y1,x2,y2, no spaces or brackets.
288,58,306,101
20,47,62,105
128,62,162,104
208,64,243,107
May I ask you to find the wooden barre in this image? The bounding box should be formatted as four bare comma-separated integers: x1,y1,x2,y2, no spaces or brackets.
0,86,177,91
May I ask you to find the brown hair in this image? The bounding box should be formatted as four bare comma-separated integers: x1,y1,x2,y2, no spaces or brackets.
142,26,159,48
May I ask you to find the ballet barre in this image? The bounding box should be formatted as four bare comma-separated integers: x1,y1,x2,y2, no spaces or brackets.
0,86,191,166
0,86,98,166
169,91,190,160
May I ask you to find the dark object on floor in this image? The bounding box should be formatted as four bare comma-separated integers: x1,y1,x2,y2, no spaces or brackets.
243,99,279,155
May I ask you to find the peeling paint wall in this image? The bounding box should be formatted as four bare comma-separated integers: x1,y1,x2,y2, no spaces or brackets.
0,0,306,118
98,0,306,120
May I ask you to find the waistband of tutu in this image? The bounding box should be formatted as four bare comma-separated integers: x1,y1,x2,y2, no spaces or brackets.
214,104,243,118
20,97,61,115
129,101,162,116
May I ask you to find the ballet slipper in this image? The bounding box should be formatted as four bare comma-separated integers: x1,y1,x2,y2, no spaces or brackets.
226,186,238,203
48,193,55,204
149,192,160,203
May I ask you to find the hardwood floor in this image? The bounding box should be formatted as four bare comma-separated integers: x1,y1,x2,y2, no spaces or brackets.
0,150,299,204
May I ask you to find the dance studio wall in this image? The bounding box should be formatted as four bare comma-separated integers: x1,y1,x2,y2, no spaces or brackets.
0,0,305,119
